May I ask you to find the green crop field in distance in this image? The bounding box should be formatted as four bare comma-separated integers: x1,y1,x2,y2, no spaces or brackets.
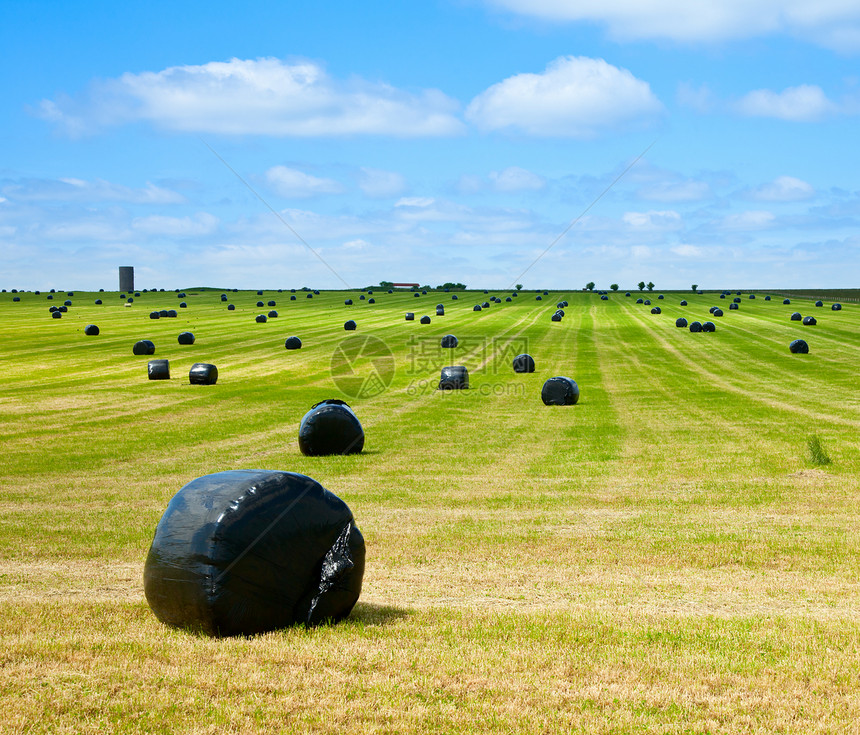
1,287,858,733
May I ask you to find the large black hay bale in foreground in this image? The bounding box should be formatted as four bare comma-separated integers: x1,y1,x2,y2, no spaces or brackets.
285,336,302,350
832,303,842,311
436,306,444,316
541,377,579,406
689,321,702,333
148,359,170,380
344,320,356,331
790,312,802,321
133,340,155,355
675,317,688,328
189,363,218,385
512,354,535,373
441,334,458,348
702,321,716,332
551,313,562,322
178,332,195,345
789,339,809,354
439,365,469,390
147,465,359,636
84,324,100,336
299,400,364,456
420,315,431,324
803,316,817,326
405,312,414,321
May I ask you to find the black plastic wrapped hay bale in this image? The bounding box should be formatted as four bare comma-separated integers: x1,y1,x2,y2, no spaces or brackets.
765,295,771,301
268,311,278,318
268,300,276,307
729,303,738,310
720,294,726,299
51,311,62,319
679,300,687,306
815,300,823,307
256,314,268,323
536,296,542,301
436,306,444,316
702,321,716,332
512,353,535,373
438,365,468,390
441,334,458,348
344,320,357,331
481,301,490,309
551,313,562,322
148,359,170,381
178,332,195,345
159,309,170,318
368,298,375,304
149,311,161,320
179,302,187,308
689,321,702,333
95,299,102,305
832,303,842,311
299,400,364,456
790,312,802,321
420,315,431,324
64,300,72,306
133,340,155,355
359,295,365,301
290,295,296,301
84,324,100,336
789,339,809,354
257,301,265,307
414,292,420,298
675,317,688,328
541,376,579,406
749,294,756,299
227,304,235,310
189,363,218,385
803,315,817,326
713,308,724,317
636,298,643,304
473,305,482,312
12,296,20,302
643,299,651,306
285,336,302,350
405,312,414,321
650,307,661,314
556,309,565,317
451,295,458,300
783,299,791,305
733,297,741,303
505,297,512,302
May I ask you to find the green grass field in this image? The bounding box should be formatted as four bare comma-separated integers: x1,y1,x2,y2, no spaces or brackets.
1,286,858,733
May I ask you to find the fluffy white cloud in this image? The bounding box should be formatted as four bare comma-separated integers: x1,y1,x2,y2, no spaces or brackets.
358,168,407,198
1,177,185,204
489,166,546,192
265,166,344,198
465,56,662,138
131,213,219,237
622,209,682,230
38,57,465,138
746,176,815,202
734,85,838,121
483,0,860,49
719,210,776,230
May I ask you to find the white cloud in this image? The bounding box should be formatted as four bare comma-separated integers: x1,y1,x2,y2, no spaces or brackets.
746,176,815,202
358,168,407,198
734,85,838,122
622,209,682,230
266,166,344,198
465,56,662,138
132,213,220,237
489,166,546,191
483,1,860,49
719,210,776,230
636,180,712,202
671,244,706,257
38,57,465,138
1,177,185,204
343,239,370,250
395,197,435,208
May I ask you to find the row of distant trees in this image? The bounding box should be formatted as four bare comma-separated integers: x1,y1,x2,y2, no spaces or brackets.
585,282,701,293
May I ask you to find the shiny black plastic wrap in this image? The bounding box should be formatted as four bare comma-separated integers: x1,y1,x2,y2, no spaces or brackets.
438,365,469,390
133,340,155,355
803,316,817,326
512,353,535,373
284,336,302,350
789,339,809,354
84,324,100,336
143,469,365,636
148,359,170,380
541,376,579,406
675,317,688,328
440,334,458,348
178,332,195,345
189,363,218,385
344,320,357,331
298,400,364,456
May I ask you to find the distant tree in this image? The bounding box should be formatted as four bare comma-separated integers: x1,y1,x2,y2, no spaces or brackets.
637,281,646,291
691,284,698,293
437,282,467,290
610,283,619,291
586,281,595,291
379,280,394,289
646,281,655,291
515,284,523,291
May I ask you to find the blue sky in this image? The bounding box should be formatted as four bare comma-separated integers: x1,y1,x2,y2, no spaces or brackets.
2,0,859,291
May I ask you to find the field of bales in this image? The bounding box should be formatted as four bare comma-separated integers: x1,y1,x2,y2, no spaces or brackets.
1,285,859,734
